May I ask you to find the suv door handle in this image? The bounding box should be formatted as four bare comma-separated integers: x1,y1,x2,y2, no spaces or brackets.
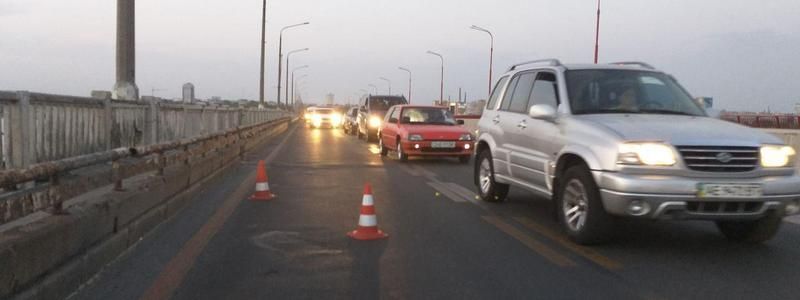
492,115,500,124
517,120,527,129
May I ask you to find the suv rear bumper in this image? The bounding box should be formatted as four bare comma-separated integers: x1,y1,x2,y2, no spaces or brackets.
594,171,800,220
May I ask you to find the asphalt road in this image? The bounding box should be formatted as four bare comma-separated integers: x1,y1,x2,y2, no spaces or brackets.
73,122,800,300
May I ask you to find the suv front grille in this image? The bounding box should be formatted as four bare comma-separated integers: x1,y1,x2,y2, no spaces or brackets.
676,146,759,172
686,201,763,214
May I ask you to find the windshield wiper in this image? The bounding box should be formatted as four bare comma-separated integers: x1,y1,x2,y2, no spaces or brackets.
595,109,641,114
639,109,695,116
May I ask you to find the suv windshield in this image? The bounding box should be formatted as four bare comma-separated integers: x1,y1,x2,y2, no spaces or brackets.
369,97,407,111
565,70,706,116
401,107,457,125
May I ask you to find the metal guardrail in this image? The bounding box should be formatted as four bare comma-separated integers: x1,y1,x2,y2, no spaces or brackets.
0,117,290,226
0,91,290,169
721,114,800,129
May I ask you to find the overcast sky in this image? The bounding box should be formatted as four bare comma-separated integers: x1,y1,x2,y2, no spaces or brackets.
2,0,799,112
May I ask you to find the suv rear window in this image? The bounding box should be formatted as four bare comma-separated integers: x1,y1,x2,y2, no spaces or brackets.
369,97,407,111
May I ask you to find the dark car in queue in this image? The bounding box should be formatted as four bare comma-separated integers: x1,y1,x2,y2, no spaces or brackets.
357,95,408,142
343,107,359,135
378,105,474,163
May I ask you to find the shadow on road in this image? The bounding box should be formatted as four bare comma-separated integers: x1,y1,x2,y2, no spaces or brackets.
347,239,389,299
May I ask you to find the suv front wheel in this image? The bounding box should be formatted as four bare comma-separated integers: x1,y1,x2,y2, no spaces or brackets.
475,150,508,202
556,165,615,245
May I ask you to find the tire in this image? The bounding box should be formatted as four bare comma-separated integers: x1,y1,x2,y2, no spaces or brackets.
716,212,783,243
357,127,364,140
474,150,509,203
379,136,389,156
396,141,408,162
556,164,615,245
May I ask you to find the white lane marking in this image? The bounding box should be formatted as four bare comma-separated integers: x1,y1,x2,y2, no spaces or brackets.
426,181,467,203
446,182,491,210
415,165,438,179
785,215,800,225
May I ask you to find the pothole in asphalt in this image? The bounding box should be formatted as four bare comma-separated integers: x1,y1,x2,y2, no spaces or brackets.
251,231,344,258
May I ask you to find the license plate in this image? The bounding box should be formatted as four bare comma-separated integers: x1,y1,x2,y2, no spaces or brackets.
431,141,456,148
697,183,762,198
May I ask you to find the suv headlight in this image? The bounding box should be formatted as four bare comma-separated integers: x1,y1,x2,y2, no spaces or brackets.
331,113,342,125
617,142,677,166
760,145,796,168
408,134,423,141
459,133,473,141
368,116,382,128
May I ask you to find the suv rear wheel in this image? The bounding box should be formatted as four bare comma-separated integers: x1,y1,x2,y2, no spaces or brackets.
716,213,782,243
556,165,615,245
475,150,508,202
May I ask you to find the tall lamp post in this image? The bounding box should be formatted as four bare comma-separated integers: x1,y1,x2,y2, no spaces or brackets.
258,0,267,107
379,77,392,95
470,25,494,97
286,48,309,108
291,65,308,109
277,22,309,108
368,84,378,94
594,0,601,64
398,67,411,103
426,50,444,105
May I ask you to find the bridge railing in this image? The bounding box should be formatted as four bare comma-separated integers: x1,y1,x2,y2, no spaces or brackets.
720,113,800,129
0,91,290,169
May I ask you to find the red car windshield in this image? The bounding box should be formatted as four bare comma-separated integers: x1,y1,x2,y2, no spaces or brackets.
401,107,457,125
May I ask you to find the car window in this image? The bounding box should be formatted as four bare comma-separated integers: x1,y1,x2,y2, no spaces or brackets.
499,75,520,111
486,76,509,111
401,107,456,125
504,72,536,113
388,107,401,122
529,72,559,110
369,97,407,111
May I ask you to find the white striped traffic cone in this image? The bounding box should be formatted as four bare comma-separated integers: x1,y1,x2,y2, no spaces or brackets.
249,160,275,201
347,183,388,240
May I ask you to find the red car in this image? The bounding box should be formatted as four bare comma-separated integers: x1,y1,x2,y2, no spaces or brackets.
378,105,474,163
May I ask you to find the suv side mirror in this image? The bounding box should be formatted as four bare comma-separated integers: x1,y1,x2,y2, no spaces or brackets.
528,104,556,120
389,117,398,123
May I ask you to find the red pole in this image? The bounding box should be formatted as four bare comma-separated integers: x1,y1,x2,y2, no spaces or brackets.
594,0,601,64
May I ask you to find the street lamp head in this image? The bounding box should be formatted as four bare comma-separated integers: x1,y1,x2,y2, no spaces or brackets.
426,50,443,59
379,77,390,81
398,67,410,72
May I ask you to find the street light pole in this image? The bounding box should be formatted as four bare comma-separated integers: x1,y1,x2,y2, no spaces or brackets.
277,22,309,108
258,0,266,107
427,50,444,105
368,84,378,94
594,0,601,64
379,77,392,95
398,67,411,103
470,25,494,98
291,65,308,109
286,48,309,107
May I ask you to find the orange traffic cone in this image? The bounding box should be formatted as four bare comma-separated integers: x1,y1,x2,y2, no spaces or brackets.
250,160,275,201
347,183,388,240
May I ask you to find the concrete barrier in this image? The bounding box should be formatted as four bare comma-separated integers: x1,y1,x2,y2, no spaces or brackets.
0,118,292,300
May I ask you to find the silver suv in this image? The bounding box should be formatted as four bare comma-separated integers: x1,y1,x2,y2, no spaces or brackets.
474,59,800,244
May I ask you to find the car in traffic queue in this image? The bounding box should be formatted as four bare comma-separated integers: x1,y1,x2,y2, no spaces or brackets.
475,59,800,245
343,107,359,135
378,105,473,163
306,107,343,129
357,95,408,142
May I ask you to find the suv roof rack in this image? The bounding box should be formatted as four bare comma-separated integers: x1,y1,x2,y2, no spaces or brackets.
610,61,656,70
508,59,562,71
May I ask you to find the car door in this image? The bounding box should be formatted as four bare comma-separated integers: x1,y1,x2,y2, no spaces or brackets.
381,107,400,148
499,71,543,191
486,75,516,178
511,71,561,194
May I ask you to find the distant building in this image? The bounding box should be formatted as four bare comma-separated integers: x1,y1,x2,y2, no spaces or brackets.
182,83,195,103
324,93,335,106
